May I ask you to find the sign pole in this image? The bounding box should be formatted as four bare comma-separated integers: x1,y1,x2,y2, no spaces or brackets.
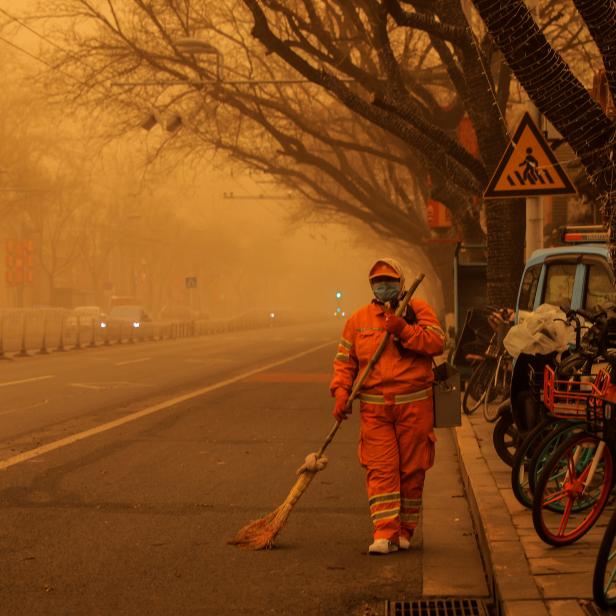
525,0,542,262
526,105,544,261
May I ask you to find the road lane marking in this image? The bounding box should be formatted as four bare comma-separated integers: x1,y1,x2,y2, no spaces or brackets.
0,340,336,471
0,375,54,389
0,399,49,417
246,372,331,383
68,382,154,390
68,383,106,390
115,357,152,366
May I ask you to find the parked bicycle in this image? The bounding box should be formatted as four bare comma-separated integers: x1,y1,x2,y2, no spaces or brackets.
462,307,514,421
529,306,616,547
510,307,600,510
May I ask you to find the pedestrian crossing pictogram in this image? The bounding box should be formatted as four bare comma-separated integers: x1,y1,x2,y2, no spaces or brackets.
484,112,576,198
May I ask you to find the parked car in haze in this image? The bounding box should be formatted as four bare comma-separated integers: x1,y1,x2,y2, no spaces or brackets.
158,304,199,322
101,305,151,330
65,306,106,328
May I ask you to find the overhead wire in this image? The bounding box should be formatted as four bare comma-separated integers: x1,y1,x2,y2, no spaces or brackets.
0,7,135,103
0,7,67,52
0,4,206,124
0,33,56,70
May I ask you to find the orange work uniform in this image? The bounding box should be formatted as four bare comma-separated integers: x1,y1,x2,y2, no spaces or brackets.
330,298,445,542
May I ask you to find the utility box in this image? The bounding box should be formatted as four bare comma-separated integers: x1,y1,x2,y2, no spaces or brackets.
433,362,461,428
452,243,488,380
454,243,487,337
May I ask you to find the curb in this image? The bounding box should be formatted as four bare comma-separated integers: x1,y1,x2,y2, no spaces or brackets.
454,415,549,616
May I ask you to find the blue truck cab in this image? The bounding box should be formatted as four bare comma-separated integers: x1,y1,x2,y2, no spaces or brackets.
508,227,616,434
516,226,615,318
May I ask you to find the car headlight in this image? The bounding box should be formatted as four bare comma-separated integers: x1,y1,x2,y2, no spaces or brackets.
132,322,141,328
100,322,107,328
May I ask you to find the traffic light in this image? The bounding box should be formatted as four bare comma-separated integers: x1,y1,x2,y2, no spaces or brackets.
5,239,34,286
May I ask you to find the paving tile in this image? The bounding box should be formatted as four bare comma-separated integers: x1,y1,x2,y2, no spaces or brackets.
522,541,597,559
500,489,531,516
529,555,597,575
520,534,601,557
511,514,536,530
503,599,550,616
546,600,586,616
491,541,542,600
535,572,593,599
494,470,512,489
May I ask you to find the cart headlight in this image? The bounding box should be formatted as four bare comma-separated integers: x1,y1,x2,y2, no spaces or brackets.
132,322,140,328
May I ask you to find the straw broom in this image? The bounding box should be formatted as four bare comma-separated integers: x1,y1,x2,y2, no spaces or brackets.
229,273,426,550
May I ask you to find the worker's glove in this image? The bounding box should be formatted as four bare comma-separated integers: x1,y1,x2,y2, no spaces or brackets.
296,452,329,475
332,388,351,422
385,314,407,338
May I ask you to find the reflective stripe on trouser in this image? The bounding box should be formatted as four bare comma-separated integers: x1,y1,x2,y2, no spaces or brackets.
358,397,436,541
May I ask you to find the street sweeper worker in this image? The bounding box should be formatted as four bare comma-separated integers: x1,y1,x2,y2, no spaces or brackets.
329,258,445,555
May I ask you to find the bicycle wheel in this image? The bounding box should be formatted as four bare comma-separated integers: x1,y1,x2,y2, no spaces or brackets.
492,410,520,467
532,432,613,546
463,359,495,415
593,508,616,609
483,355,510,423
511,418,557,509
528,421,584,497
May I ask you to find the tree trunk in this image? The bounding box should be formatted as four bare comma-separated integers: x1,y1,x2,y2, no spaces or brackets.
471,0,616,277
486,198,526,307
571,0,616,101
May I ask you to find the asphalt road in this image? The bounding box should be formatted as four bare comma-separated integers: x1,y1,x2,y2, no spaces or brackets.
0,321,439,616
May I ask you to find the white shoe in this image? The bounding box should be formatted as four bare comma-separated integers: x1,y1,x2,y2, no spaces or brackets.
398,536,411,550
368,538,399,555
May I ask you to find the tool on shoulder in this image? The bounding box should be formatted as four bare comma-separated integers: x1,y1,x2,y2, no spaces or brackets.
229,273,425,550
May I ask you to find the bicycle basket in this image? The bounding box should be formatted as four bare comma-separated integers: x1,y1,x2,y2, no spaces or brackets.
543,365,610,419
587,383,616,435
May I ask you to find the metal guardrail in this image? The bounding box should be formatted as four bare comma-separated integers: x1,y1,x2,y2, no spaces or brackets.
0,308,297,359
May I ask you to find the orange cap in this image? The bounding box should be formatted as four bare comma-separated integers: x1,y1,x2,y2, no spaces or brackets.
369,261,401,281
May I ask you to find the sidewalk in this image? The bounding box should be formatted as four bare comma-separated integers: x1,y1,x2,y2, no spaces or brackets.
455,412,608,615
422,426,489,599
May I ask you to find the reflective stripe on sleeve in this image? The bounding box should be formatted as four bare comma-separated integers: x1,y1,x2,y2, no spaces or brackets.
339,338,352,350
425,325,446,339
334,352,351,362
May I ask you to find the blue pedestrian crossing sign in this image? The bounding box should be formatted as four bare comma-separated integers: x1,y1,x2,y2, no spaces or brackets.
484,112,576,198
185,276,197,288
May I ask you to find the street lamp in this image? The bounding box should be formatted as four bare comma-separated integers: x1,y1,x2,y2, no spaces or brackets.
175,37,218,54
174,37,223,81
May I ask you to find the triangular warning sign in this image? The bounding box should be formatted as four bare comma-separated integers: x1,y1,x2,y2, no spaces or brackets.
484,112,576,198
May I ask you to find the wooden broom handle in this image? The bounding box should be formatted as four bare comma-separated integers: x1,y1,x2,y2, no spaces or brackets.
316,273,425,458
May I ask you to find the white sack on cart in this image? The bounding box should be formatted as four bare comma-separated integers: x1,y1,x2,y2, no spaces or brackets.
504,304,576,358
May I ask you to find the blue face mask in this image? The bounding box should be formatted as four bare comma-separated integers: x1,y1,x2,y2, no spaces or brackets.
372,281,401,303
